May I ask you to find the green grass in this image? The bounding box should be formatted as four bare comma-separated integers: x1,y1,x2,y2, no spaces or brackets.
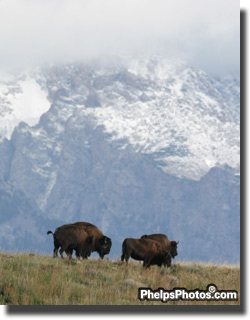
0,252,240,305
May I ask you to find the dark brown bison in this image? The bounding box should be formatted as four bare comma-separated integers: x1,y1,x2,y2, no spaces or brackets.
72,222,112,259
50,221,112,259
141,233,179,264
121,238,170,268
47,225,95,259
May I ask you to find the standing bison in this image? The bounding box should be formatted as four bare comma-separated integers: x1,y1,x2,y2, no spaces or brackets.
121,238,171,268
47,221,112,259
71,222,112,259
47,225,95,259
141,233,179,265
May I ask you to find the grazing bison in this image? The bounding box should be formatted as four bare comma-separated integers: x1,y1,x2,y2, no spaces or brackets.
141,233,179,264
121,238,170,269
50,221,112,259
47,225,95,259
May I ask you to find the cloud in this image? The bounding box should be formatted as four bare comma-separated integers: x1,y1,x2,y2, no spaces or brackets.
0,0,239,75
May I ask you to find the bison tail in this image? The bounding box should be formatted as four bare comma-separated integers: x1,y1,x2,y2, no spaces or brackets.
47,230,54,236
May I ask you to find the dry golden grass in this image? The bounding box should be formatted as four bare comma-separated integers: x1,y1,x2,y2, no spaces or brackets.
0,252,240,305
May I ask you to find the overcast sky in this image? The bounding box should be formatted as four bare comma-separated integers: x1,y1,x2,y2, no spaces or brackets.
0,0,239,76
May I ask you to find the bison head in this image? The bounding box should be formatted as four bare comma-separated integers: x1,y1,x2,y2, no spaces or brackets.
98,236,112,259
170,241,179,258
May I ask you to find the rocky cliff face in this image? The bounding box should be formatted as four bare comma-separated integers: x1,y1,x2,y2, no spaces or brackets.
0,56,240,262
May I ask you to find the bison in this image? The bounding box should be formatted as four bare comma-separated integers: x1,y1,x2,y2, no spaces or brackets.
71,222,112,259
141,233,179,265
47,225,95,259
121,238,170,268
49,221,112,259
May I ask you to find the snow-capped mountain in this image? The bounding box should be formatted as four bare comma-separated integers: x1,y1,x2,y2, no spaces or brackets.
0,56,240,262
0,56,240,180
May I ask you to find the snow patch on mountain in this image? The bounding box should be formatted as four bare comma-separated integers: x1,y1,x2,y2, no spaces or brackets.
0,75,50,140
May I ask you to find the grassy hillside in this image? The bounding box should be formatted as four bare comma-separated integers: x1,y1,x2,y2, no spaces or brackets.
0,252,240,305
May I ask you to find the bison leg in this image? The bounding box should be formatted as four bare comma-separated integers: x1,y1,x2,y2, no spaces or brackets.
121,253,130,264
65,249,73,260
143,262,151,269
143,257,151,269
165,260,172,268
53,240,60,258
82,251,90,259
53,247,58,258
59,248,64,259
75,250,81,259
76,248,85,259
124,253,130,264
